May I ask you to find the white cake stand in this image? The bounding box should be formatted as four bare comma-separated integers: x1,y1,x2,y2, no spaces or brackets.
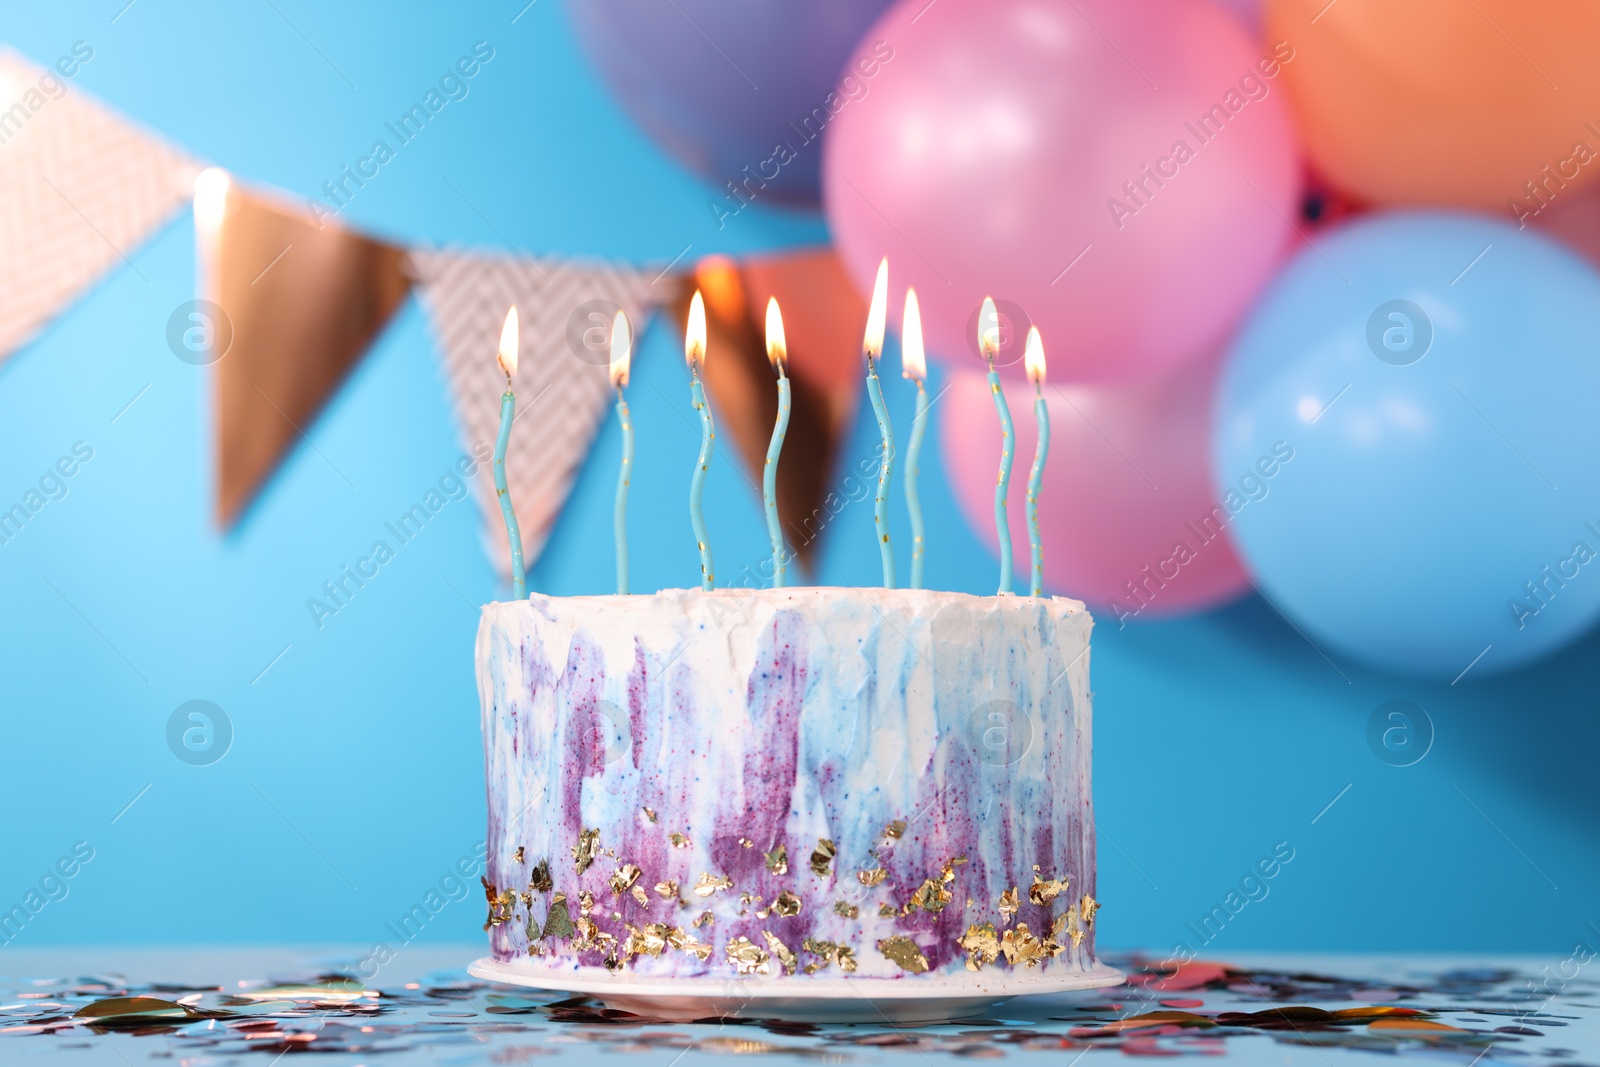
468,956,1125,1023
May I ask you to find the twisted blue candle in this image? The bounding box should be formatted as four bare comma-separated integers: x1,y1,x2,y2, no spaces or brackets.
866,358,896,589
989,358,1015,595
494,387,525,600
1028,384,1049,597
689,371,715,591
906,379,929,589
764,370,791,587
613,390,632,595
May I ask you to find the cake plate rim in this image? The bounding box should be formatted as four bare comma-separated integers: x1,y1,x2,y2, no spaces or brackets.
468,955,1126,1023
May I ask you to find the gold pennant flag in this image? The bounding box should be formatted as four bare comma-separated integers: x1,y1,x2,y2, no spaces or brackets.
201,174,410,526
673,248,866,574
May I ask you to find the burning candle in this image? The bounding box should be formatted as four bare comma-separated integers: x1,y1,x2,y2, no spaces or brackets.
863,259,895,589
980,297,1014,595
610,310,633,596
901,288,929,590
686,290,715,591
1024,326,1050,598
493,306,526,600
764,297,792,588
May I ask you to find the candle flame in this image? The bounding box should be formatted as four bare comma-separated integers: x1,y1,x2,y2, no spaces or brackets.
193,167,231,237
685,290,707,371
862,257,888,361
765,296,787,371
610,309,632,390
901,288,926,382
978,296,1001,361
497,306,519,379
1024,325,1046,385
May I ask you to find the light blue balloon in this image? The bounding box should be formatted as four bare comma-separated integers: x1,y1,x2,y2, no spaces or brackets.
1213,211,1600,680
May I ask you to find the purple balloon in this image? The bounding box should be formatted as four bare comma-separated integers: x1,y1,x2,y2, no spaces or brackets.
567,0,896,206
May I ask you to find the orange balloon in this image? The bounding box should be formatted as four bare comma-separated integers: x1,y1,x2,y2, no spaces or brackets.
1267,0,1600,212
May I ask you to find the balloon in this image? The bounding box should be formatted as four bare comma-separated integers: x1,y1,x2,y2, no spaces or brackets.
568,0,897,206
1267,0,1600,210
824,0,1301,384
943,348,1249,621
1530,179,1600,271
1213,212,1600,680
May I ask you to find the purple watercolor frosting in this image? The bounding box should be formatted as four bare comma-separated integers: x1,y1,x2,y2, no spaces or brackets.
476,587,1100,982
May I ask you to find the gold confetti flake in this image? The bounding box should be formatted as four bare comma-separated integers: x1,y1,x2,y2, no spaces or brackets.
738,837,754,849
653,880,679,898
631,885,649,906
999,887,1020,920
529,860,553,894
572,829,601,874
681,937,714,961
763,931,797,974
809,838,837,877
609,864,642,895
875,935,929,974
959,922,1001,971
771,891,802,917
693,873,733,896
878,903,897,917
693,910,715,928
1028,875,1069,906
833,901,859,919
725,935,771,975
764,843,788,875
512,846,525,864
669,832,691,849
622,923,671,958
642,807,657,823
857,867,887,887
1080,895,1099,927
884,819,907,840
909,877,953,914
579,890,596,916
1000,922,1059,967
801,937,857,974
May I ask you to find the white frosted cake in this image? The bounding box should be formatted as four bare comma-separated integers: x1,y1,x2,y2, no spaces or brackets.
474,587,1108,1008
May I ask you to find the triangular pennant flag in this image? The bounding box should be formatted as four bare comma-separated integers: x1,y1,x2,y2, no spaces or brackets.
408,248,677,577
208,178,411,526
0,48,196,363
672,249,865,572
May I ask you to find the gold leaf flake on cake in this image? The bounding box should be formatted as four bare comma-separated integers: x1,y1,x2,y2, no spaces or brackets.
630,885,649,906
833,901,859,919
1080,894,1099,927
856,867,887,887
762,931,797,974
693,873,733,896
529,860,553,894
884,819,907,840
609,864,642,895
959,922,1001,971
999,922,1057,967
809,838,837,877
771,891,802,917
764,843,789,874
738,837,754,849
669,832,691,849
875,935,929,974
800,937,857,974
693,910,715,928
642,807,657,823
877,903,897,918
578,890,596,916
1051,904,1085,949
540,896,575,941
512,846,525,864
572,829,601,873
999,887,1020,920
725,936,771,975
1028,875,1069,906
653,880,679,898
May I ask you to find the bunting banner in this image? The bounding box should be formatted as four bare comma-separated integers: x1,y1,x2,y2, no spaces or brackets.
0,47,196,362
408,248,677,575
0,41,865,579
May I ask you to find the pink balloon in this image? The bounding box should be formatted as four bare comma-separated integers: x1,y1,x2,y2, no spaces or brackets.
824,0,1301,384
941,347,1249,621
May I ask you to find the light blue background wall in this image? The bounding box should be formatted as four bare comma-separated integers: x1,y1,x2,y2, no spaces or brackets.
1,1,1595,960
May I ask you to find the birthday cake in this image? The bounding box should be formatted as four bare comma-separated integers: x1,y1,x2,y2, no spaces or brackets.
475,586,1107,994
